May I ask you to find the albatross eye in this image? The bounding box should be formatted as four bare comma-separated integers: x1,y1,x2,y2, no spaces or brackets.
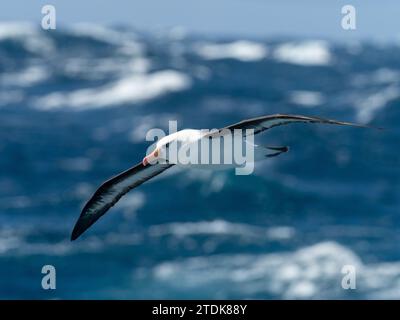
154,149,159,157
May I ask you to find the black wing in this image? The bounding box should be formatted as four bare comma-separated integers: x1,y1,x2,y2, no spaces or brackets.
222,114,372,136
71,162,173,240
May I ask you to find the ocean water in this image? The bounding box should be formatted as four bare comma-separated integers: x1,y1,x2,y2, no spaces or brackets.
0,22,399,299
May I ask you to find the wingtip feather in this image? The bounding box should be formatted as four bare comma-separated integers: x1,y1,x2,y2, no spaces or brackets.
70,223,82,241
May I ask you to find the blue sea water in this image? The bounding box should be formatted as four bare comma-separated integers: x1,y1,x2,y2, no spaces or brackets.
0,23,400,299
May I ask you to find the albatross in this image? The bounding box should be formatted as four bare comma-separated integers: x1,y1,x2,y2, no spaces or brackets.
71,114,371,240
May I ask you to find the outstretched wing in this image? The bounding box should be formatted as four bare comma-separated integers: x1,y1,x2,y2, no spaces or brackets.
71,162,174,240
222,114,372,136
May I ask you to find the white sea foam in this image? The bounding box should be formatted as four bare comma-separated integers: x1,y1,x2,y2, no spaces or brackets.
355,86,400,123
34,70,191,110
195,41,268,62
351,68,400,88
274,41,331,66
0,22,55,54
0,229,22,254
1,65,48,87
289,90,325,107
62,57,151,81
69,23,144,55
0,22,34,40
148,220,295,241
0,227,121,257
117,192,146,219
3,229,400,299
151,241,400,299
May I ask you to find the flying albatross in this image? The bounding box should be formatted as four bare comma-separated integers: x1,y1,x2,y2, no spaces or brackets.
71,114,372,240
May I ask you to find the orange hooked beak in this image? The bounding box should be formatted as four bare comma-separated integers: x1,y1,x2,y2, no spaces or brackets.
142,148,159,166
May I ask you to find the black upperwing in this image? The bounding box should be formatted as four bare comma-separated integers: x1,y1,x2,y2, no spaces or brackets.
71,162,174,241
222,114,374,136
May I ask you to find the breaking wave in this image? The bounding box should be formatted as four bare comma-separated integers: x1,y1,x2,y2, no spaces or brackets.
34,70,191,110
151,242,400,299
